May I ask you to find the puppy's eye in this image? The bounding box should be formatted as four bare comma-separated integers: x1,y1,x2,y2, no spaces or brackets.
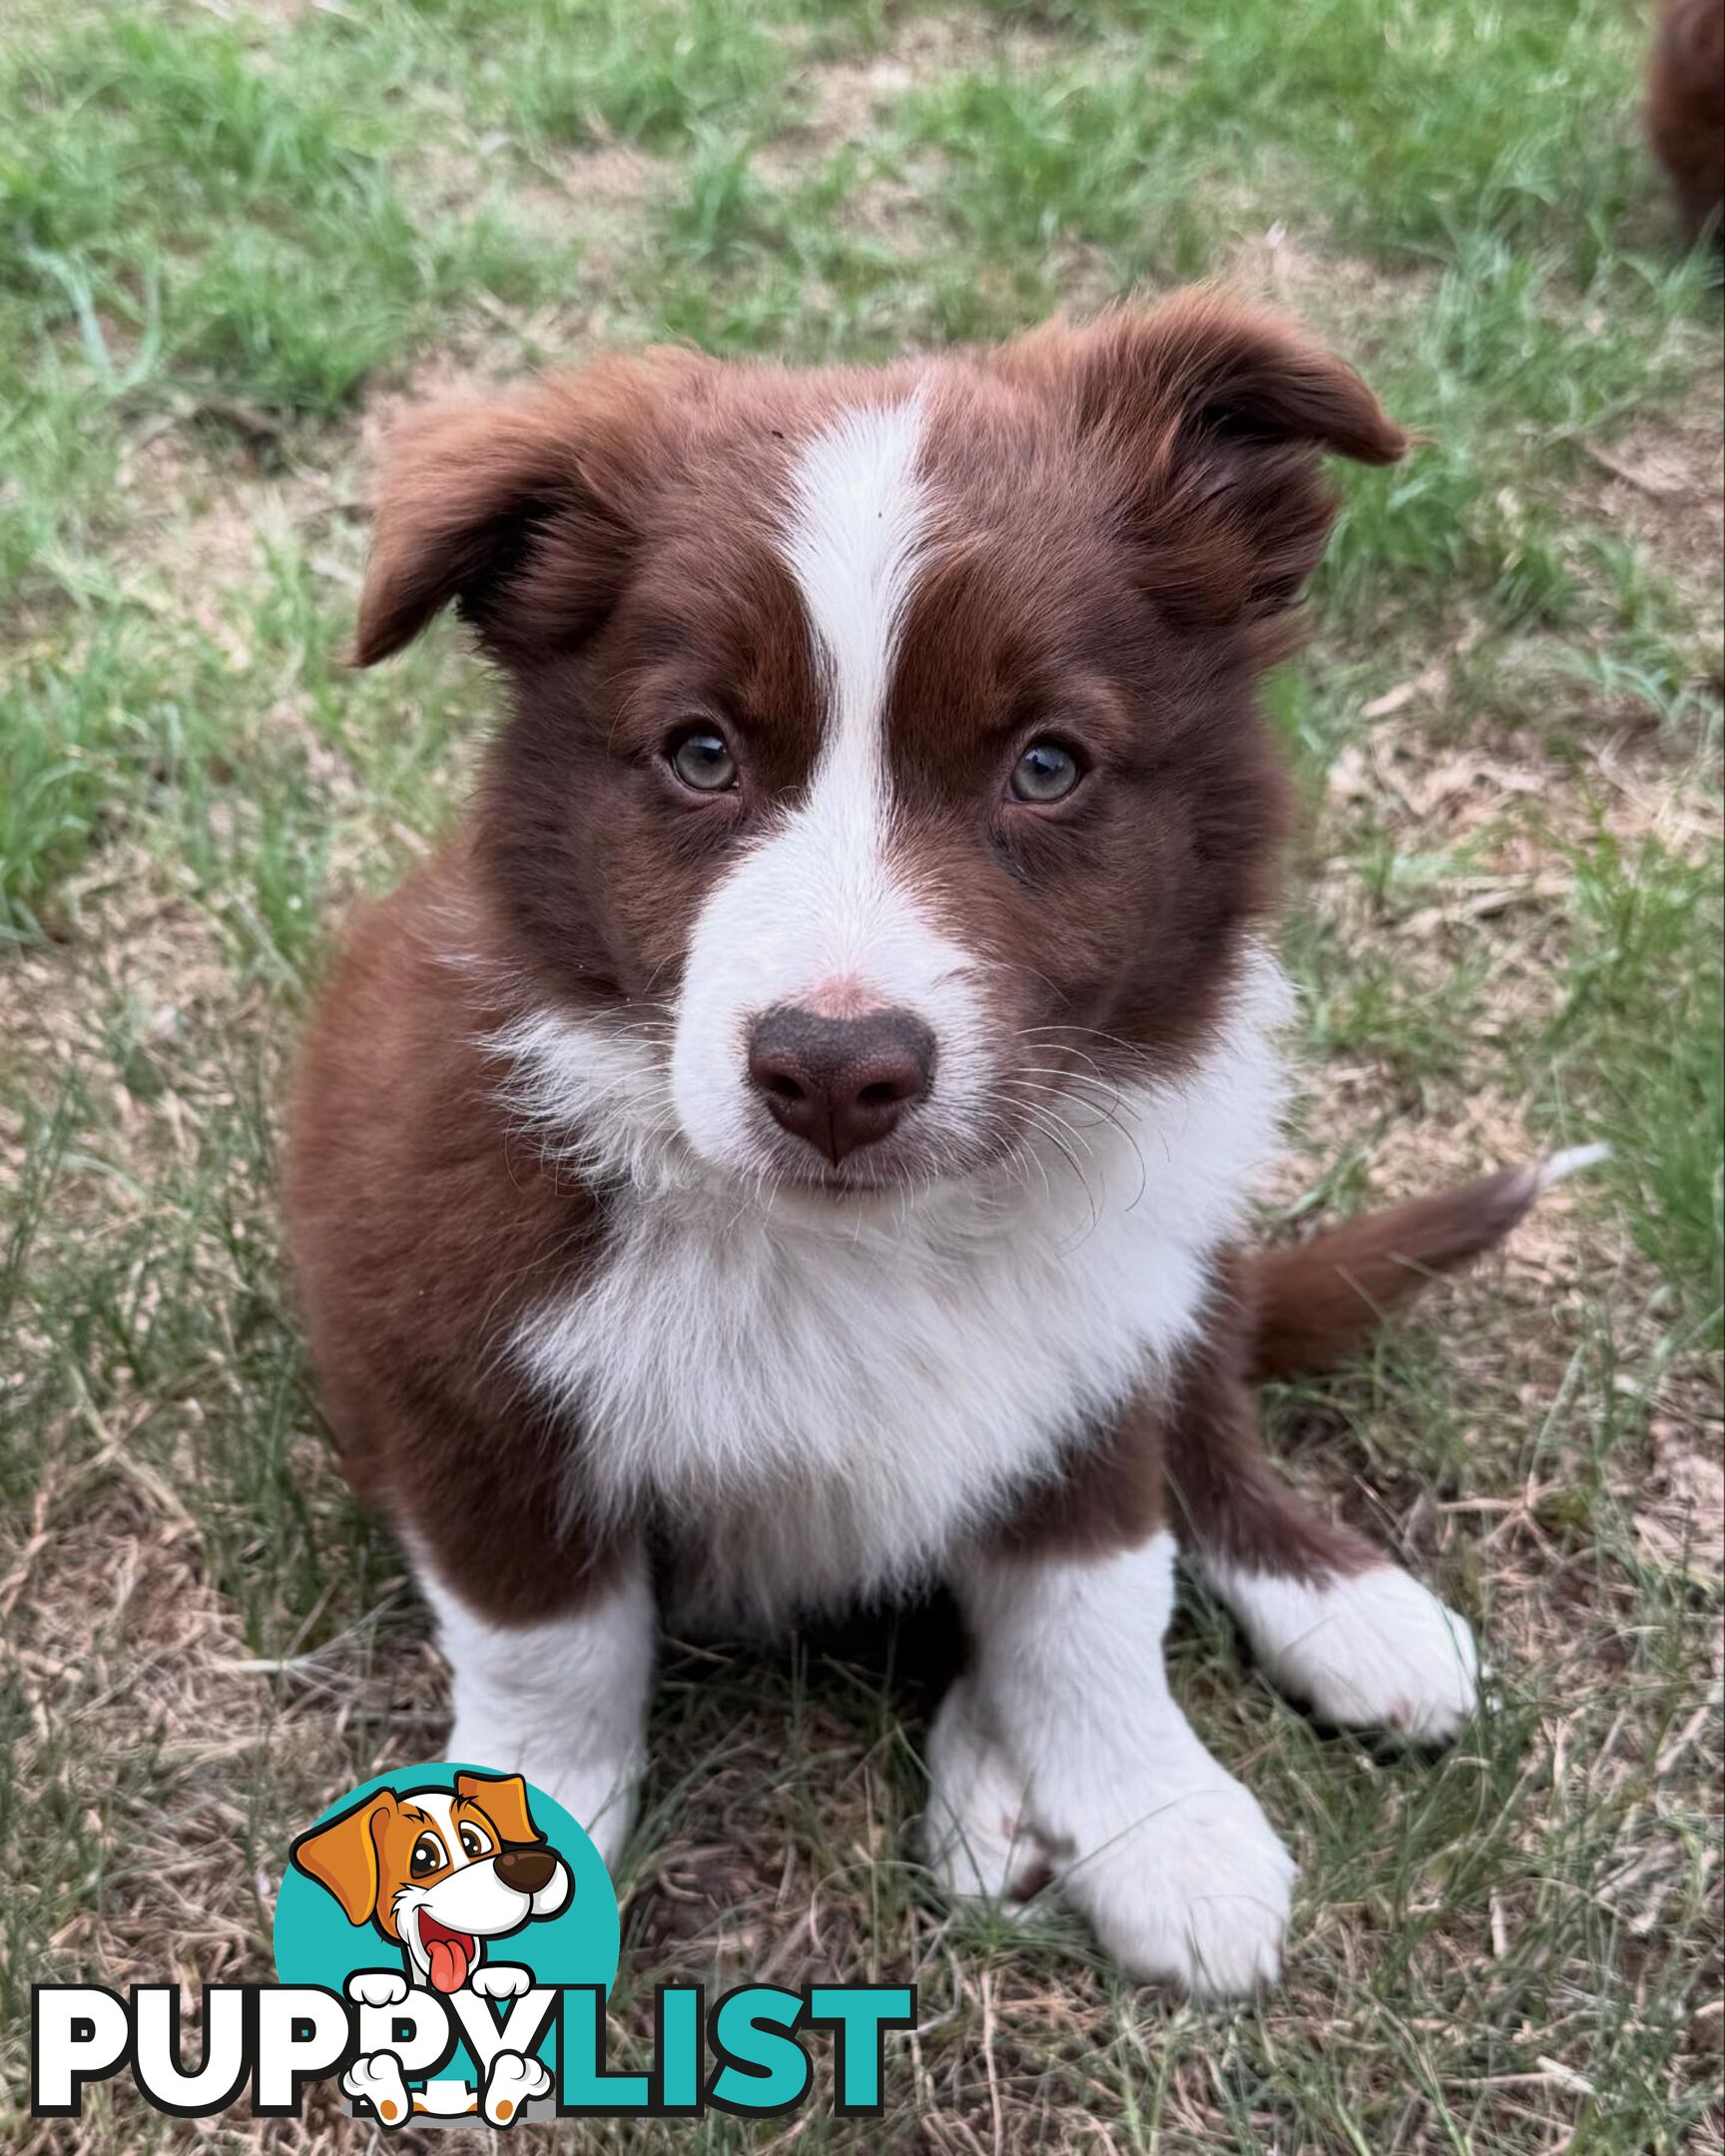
409,1834,445,1878
1008,741,1083,805
458,1825,491,1860
669,728,738,794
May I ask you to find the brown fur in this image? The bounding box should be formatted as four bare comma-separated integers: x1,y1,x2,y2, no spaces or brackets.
1249,1164,1544,1382
285,845,624,1624
991,1249,1382,1578
1648,0,1725,244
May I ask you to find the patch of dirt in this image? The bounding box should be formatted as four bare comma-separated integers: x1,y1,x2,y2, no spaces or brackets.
553,140,672,210
1638,1420,1725,1578
3,848,237,1095
753,8,1060,199
512,137,674,278
1583,394,1725,639
110,418,366,659
195,0,327,23
789,11,1064,145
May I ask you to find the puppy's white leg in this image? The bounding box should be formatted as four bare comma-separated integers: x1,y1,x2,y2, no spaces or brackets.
953,1532,1295,1997
417,1549,655,1872
923,1675,1043,1904
1199,1558,1479,1746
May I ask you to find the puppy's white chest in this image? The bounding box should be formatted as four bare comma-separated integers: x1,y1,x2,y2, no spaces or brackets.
511,996,1285,1623
569,1191,1190,1616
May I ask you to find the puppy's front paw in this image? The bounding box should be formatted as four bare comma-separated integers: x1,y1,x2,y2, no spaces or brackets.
342,2052,412,2129
923,1680,1047,1905
483,2050,552,2126
1229,1565,1480,1746
469,1962,533,2001
1062,1770,1296,1998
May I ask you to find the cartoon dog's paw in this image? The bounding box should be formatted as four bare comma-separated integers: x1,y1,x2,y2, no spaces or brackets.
469,1962,533,2001
483,2050,552,2125
345,1969,409,2009
342,2051,412,2129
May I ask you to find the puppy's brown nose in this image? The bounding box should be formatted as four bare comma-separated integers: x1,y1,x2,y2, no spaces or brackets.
495,1847,557,1894
748,1006,934,1165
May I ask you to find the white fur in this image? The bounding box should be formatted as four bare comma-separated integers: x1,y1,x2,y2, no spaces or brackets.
779,394,931,732
935,1532,1296,1996
1202,1559,1480,1745
511,952,1292,1630
1538,1140,1609,1188
669,396,997,1185
487,1005,683,1193
922,1675,1042,1902
347,1971,408,2009
419,1553,655,1869
483,2050,552,2126
343,2052,412,2129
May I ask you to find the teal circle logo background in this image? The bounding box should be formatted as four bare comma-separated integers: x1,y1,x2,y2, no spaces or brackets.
274,1761,619,2016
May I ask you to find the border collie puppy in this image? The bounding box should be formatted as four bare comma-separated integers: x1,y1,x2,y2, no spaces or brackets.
288,293,1569,1994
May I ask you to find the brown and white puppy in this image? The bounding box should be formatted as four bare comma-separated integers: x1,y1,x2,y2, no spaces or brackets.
288,294,1581,1995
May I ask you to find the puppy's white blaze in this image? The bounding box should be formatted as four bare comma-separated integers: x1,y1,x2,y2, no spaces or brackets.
781,393,930,772
669,394,992,1177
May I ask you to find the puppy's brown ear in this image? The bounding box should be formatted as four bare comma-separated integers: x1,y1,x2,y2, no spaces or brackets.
288,1792,396,1925
1001,291,1406,631
455,1771,542,1847
353,347,712,667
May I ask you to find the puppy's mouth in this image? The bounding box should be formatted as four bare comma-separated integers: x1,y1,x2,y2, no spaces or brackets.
416,1910,478,1993
761,1152,944,1207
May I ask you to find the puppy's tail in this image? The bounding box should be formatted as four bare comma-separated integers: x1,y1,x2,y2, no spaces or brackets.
1251,1145,1608,1382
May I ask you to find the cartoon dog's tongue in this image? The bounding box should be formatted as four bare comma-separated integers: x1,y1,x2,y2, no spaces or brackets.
418,1914,476,1993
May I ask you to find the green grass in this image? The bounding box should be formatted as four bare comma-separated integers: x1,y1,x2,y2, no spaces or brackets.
1,0,1720,2149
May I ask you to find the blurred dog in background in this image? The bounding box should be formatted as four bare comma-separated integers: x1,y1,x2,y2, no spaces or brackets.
1648,0,1724,244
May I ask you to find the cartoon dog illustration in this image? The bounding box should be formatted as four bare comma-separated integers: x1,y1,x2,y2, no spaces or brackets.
289,1770,568,2125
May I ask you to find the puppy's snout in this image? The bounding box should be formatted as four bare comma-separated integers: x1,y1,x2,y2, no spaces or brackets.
494,1846,557,1894
747,1005,934,1165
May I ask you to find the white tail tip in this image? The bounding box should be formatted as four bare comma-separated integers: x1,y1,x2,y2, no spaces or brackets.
1536,1142,1611,1190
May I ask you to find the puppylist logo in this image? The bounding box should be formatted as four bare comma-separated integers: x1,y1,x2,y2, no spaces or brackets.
31,1763,915,2128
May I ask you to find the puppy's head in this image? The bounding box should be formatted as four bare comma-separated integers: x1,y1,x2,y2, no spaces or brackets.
289,1772,570,1992
356,294,1404,1202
